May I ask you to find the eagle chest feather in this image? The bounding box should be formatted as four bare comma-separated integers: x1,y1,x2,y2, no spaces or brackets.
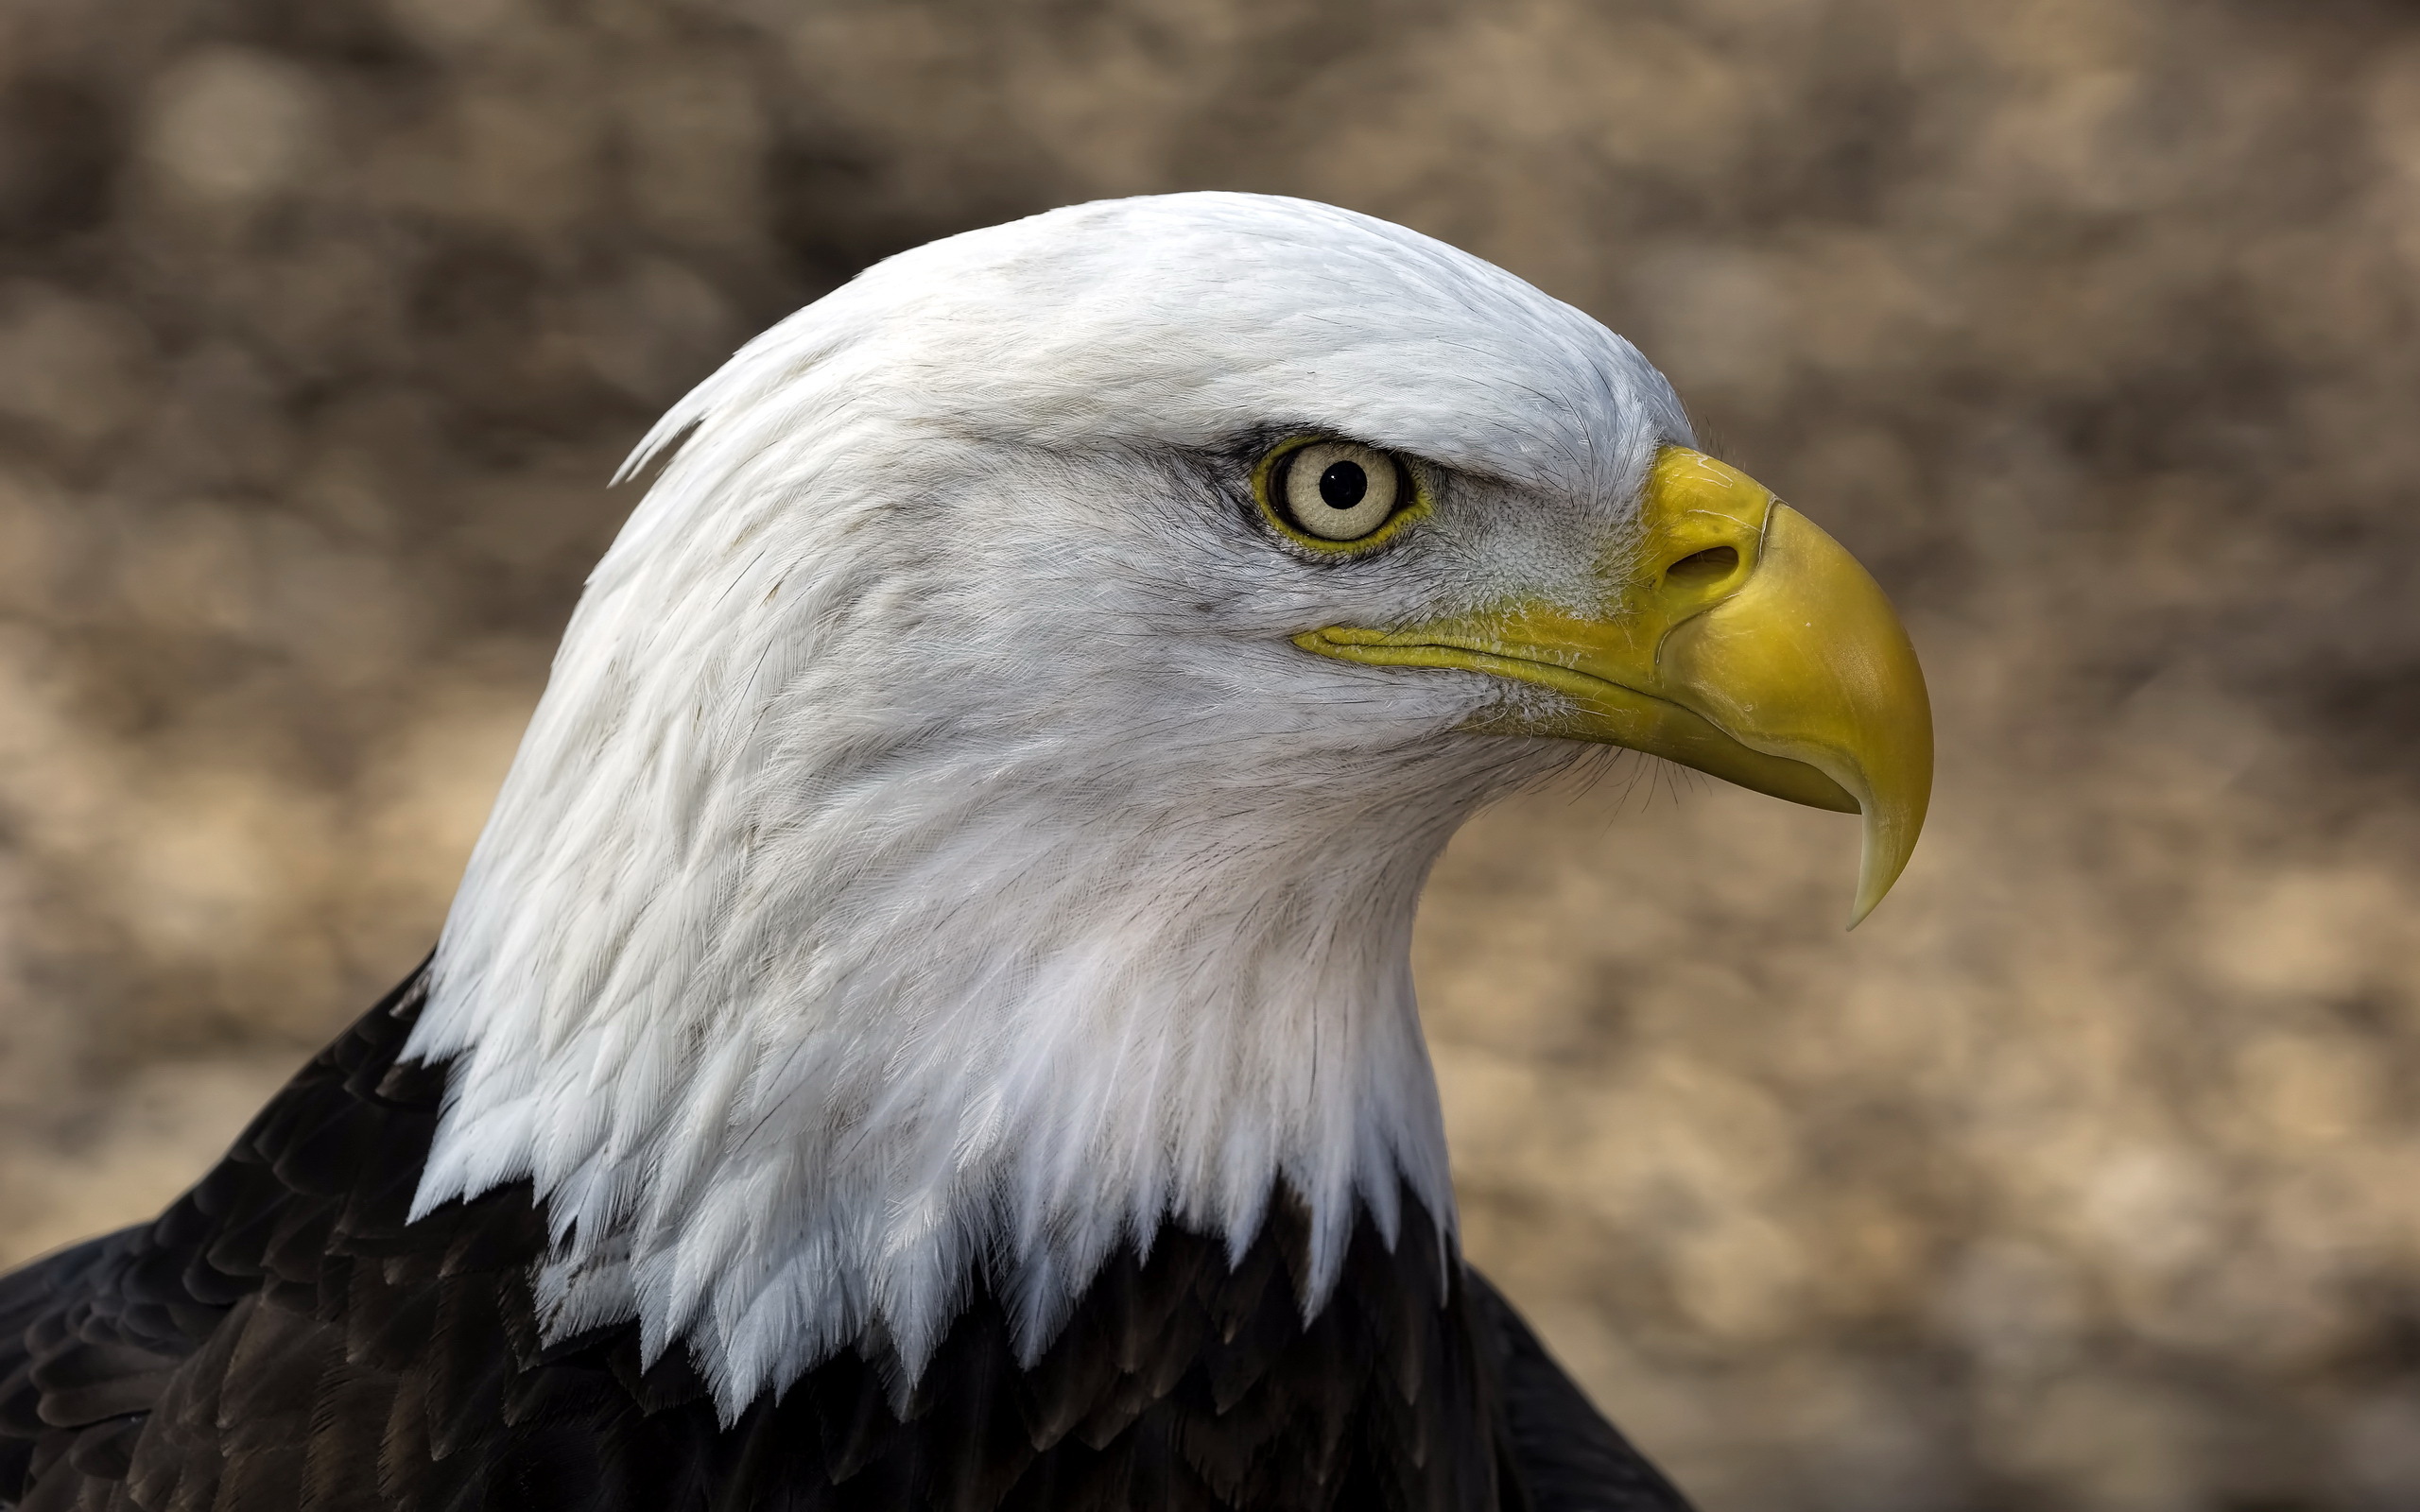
0,970,1685,1512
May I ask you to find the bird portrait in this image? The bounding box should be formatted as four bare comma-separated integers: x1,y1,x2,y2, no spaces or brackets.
0,193,1929,1511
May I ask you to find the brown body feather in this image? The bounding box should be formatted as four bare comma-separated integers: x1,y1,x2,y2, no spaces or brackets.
0,967,1689,1512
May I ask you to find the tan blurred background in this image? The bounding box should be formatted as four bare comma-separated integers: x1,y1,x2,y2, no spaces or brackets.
1,0,2416,1507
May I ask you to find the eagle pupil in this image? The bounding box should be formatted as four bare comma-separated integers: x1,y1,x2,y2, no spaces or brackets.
1319,460,1368,509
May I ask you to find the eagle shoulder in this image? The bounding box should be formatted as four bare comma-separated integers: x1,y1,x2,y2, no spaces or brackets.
0,967,1690,1512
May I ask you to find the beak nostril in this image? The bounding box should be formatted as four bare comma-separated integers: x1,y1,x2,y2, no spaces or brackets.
1665,545,1739,585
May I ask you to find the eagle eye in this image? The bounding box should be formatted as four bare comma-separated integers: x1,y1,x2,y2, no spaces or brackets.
1255,438,1418,549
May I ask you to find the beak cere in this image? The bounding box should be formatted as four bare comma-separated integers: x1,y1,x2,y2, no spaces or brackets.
1296,447,1934,926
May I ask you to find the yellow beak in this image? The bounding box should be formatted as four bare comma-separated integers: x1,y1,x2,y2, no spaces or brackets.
1296,447,1933,926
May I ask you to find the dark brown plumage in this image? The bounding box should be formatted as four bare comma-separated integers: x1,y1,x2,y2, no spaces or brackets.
0,966,1691,1512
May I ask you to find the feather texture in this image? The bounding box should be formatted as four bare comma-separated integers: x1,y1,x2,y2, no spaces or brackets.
0,967,1690,1512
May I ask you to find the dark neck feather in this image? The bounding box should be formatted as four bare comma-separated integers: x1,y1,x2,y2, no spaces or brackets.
1,962,1515,1512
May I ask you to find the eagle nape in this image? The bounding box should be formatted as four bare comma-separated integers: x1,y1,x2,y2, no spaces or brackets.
0,192,1930,1512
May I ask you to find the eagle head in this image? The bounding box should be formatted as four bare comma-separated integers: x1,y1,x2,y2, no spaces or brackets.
401,192,1930,1415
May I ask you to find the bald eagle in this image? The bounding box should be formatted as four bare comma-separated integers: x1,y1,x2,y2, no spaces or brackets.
0,194,1927,1512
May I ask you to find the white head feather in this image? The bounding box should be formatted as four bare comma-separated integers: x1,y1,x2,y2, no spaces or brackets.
405,192,1693,1418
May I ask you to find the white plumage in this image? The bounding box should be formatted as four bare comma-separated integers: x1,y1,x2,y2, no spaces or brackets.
405,193,1694,1418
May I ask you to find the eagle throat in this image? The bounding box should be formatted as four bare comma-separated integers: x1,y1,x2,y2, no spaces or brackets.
401,627,1482,1416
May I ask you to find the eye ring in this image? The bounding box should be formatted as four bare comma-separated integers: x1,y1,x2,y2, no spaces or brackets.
1251,436,1427,553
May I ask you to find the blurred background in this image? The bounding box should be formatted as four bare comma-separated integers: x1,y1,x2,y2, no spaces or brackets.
0,0,2415,1506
